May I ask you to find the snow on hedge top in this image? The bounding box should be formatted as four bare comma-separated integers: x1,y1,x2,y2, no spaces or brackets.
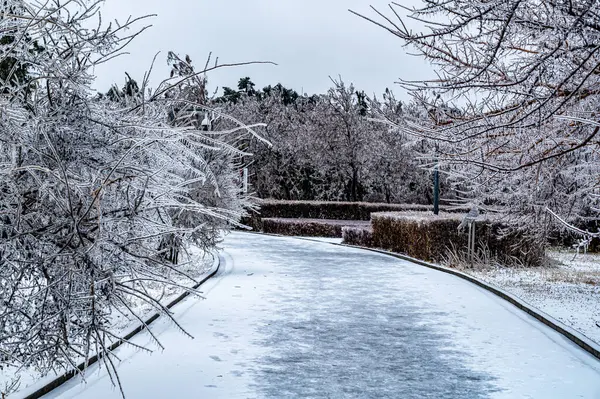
371,211,465,222
263,218,371,226
372,211,495,224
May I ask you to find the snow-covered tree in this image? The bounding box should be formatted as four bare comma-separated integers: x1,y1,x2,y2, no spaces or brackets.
353,1,600,238
309,79,372,201
221,78,433,203
368,90,434,204
0,0,262,392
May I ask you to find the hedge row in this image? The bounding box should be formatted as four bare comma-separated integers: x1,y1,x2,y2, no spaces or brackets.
262,218,371,238
342,226,373,247
243,199,468,231
370,212,545,267
548,221,600,252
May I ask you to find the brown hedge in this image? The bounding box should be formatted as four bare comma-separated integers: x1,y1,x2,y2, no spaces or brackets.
262,218,370,238
257,199,435,220
370,212,545,267
547,222,600,253
242,199,468,231
342,226,373,247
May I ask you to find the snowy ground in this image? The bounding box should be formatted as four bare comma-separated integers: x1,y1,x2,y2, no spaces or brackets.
46,232,600,399
109,245,216,335
4,247,215,398
470,249,600,345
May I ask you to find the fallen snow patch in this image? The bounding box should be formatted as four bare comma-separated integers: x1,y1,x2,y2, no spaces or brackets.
2,247,215,398
469,249,600,345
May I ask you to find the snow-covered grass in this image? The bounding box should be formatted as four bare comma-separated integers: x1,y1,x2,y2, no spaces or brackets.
2,247,215,398
469,249,600,345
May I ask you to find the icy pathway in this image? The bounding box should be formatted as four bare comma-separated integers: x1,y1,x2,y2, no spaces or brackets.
48,232,600,399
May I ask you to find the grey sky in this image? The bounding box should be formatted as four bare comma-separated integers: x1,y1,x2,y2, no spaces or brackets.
95,0,431,100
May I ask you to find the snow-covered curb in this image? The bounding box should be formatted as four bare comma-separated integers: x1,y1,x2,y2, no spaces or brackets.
19,251,221,399
261,233,600,361
467,252,600,345
349,246,600,360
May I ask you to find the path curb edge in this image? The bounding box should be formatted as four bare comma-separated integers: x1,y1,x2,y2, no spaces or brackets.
20,251,222,399
251,232,600,361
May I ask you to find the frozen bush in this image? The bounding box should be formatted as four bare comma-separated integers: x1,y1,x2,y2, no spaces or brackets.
0,0,263,392
342,226,373,247
371,212,545,267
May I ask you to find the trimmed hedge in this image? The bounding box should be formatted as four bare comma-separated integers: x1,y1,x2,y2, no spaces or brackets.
370,212,545,267
262,218,370,238
342,226,373,247
548,222,600,253
243,199,468,231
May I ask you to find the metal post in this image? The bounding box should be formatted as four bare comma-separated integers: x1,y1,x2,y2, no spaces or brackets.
242,167,248,194
470,222,475,266
468,222,472,266
433,163,440,215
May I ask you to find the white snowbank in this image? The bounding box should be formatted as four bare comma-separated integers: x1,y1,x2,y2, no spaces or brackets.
470,249,600,345
4,248,215,398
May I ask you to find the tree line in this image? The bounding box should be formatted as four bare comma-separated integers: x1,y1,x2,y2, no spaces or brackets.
214,77,442,204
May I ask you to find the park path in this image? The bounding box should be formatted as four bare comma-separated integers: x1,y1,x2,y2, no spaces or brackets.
48,232,600,398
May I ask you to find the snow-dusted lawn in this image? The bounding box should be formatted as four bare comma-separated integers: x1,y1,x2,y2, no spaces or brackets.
109,246,217,336
469,249,600,345
45,232,600,399
5,247,215,399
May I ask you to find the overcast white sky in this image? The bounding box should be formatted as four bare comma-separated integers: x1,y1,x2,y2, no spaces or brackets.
94,0,431,100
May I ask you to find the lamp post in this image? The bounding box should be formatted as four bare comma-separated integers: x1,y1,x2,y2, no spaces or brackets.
433,164,439,215
201,112,211,131
433,144,440,215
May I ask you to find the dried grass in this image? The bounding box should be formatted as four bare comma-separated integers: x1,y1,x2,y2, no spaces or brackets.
371,212,545,267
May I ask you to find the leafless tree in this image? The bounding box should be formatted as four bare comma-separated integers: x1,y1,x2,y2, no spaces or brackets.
0,0,265,395
223,79,433,203
352,0,600,238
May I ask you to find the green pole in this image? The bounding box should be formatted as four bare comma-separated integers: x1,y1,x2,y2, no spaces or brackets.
433,162,440,215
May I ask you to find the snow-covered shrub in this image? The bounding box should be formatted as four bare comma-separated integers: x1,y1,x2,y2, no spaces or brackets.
342,226,373,247
261,218,369,238
0,0,261,389
370,212,545,267
246,199,450,223
547,219,600,253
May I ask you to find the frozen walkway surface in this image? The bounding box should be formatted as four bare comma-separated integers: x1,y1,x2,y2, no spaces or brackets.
48,232,600,399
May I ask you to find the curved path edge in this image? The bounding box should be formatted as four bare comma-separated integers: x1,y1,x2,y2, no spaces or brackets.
251,231,600,361
20,251,223,399
345,244,600,361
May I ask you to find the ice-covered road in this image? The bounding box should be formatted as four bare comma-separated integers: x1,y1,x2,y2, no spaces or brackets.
48,232,600,399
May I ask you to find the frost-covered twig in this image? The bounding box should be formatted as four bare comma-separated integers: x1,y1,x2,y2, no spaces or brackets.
352,0,600,234
0,1,265,396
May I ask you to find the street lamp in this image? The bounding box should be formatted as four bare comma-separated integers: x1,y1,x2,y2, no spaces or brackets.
201,112,211,131
433,144,440,215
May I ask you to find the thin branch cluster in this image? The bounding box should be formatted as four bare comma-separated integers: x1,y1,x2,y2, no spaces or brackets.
0,0,258,388
356,0,600,236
